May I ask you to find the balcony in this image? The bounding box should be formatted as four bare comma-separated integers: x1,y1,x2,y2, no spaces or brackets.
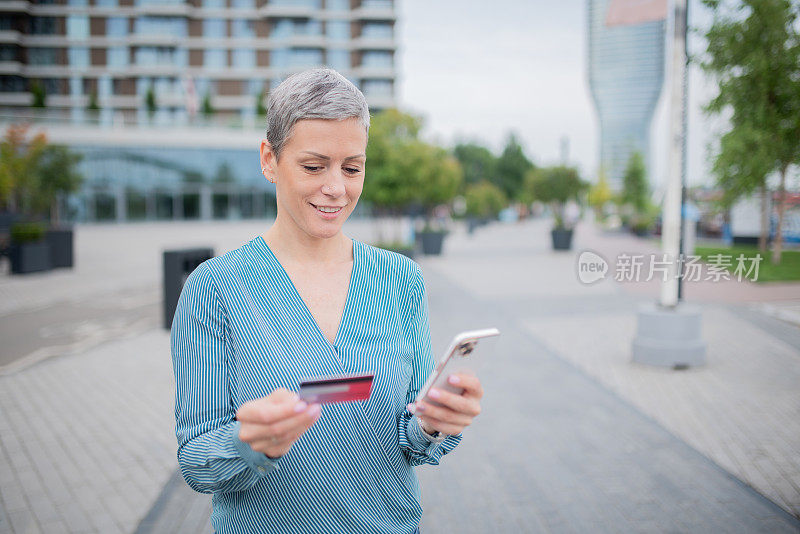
0,30,23,44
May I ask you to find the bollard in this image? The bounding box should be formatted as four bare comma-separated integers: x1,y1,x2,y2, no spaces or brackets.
163,247,214,329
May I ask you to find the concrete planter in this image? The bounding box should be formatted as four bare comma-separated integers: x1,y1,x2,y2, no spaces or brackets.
46,227,74,269
550,228,573,250
418,230,447,255
9,241,51,274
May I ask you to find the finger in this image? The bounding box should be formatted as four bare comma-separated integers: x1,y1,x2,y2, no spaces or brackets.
447,374,484,399
237,395,305,425
241,403,321,443
418,414,466,436
415,401,473,427
424,388,481,416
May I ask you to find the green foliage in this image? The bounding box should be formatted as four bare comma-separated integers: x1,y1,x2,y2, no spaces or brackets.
256,90,267,118
145,86,157,116
10,222,46,244
525,165,586,228
30,81,46,109
701,0,800,261
453,142,497,189
695,245,800,282
201,93,215,117
495,134,534,201
464,181,506,219
214,162,235,183
87,91,100,112
0,125,84,222
621,151,649,214
587,167,613,220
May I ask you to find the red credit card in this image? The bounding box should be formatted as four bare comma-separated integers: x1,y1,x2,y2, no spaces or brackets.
298,372,374,404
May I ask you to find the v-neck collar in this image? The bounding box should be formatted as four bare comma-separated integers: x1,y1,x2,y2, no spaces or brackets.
254,235,359,350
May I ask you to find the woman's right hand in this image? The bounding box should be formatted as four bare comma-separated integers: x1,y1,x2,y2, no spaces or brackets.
236,388,321,459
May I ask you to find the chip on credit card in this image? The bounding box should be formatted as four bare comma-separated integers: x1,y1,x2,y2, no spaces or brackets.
298,372,374,404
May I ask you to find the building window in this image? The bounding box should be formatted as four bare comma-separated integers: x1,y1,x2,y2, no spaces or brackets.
232,0,255,7
326,21,349,40
67,16,90,39
248,78,264,96
137,46,180,66
204,18,226,38
361,79,391,96
204,48,227,68
136,17,187,37
203,0,225,7
0,45,18,62
326,0,349,10
232,48,255,68
361,21,392,39
108,46,128,69
107,17,128,37
290,48,322,67
361,0,392,8
271,0,321,7
271,48,289,68
0,16,16,31
30,17,57,35
0,76,25,92
231,19,255,38
68,0,89,5
70,76,82,97
361,50,391,68
28,47,59,66
95,0,118,6
69,47,90,68
326,48,348,70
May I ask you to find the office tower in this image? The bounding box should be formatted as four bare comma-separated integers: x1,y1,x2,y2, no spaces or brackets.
0,0,397,222
587,0,666,190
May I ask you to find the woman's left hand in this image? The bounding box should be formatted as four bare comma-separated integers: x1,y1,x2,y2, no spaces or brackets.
410,373,483,436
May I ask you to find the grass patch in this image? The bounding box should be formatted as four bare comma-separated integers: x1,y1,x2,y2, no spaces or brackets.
694,245,800,283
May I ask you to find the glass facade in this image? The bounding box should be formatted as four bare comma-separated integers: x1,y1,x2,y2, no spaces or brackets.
587,0,665,190
70,146,276,222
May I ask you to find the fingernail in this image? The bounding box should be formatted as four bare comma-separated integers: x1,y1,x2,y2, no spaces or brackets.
406,403,416,414
449,375,460,384
415,403,425,412
309,404,321,417
294,401,308,413
428,389,440,399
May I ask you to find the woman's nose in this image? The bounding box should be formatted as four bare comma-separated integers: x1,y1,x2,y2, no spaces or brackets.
321,169,346,197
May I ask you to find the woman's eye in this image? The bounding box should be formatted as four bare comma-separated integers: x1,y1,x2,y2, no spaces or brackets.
344,167,361,175
303,165,322,172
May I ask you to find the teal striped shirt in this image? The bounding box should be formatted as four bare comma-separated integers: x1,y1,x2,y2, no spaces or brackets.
171,235,461,533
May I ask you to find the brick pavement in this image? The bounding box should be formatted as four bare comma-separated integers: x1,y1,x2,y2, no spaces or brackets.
1,218,799,533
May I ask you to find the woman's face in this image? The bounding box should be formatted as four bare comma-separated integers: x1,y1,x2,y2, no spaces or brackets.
261,117,367,242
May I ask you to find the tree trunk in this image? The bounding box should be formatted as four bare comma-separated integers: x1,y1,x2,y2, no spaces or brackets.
771,165,788,265
758,183,769,253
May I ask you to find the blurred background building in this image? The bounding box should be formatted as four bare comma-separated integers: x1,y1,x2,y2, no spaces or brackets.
587,0,666,191
0,0,397,222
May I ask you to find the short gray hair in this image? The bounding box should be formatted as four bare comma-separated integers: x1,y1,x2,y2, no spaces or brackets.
266,68,370,159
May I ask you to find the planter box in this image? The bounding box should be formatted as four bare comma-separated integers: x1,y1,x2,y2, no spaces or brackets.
10,242,51,274
417,230,447,255
46,227,74,269
551,228,573,250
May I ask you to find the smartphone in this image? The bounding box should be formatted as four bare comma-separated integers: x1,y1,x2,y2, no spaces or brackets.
414,328,500,405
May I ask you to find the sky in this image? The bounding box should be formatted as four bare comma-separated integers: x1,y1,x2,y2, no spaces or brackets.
397,0,723,191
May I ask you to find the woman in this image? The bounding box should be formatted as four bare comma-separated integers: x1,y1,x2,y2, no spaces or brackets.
171,68,484,534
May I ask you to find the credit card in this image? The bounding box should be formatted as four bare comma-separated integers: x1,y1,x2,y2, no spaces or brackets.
298,372,374,404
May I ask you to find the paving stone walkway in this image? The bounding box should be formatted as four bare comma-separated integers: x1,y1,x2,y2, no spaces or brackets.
1,218,799,533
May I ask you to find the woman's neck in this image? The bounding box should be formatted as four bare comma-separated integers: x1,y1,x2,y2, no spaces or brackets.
262,216,352,267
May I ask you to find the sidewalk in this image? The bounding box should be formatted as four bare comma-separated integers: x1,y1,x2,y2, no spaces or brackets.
1,218,799,533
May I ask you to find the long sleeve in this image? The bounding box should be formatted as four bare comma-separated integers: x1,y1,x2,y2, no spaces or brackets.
397,264,462,466
171,262,279,494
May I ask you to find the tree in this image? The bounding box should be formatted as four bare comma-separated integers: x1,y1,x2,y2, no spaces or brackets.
145,86,157,117
87,91,100,113
587,167,613,222
702,0,800,263
36,145,84,224
464,181,506,219
201,92,215,118
453,142,497,189
621,151,649,215
30,81,46,109
414,144,463,225
0,124,48,215
495,134,534,201
256,90,268,118
526,165,586,228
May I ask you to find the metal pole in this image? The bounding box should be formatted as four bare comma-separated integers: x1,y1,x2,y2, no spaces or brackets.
677,0,689,301
660,0,687,308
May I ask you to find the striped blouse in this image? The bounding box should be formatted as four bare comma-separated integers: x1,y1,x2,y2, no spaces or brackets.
170,235,461,534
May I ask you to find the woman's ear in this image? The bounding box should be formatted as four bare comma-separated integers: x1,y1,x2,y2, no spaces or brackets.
260,139,277,184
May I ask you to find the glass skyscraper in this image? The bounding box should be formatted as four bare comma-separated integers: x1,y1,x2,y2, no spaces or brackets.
587,0,665,190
